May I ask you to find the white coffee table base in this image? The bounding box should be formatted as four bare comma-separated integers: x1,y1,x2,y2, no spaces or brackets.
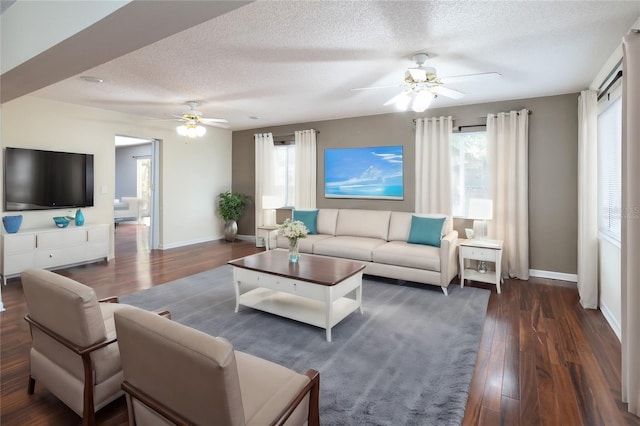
233,267,363,342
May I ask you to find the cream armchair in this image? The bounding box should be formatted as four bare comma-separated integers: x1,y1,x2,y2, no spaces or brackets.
114,306,320,426
21,269,133,426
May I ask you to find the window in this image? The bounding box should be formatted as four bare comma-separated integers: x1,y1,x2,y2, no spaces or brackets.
273,143,295,207
451,131,490,217
598,91,622,243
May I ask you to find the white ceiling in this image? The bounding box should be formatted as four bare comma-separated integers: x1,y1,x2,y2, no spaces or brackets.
23,1,640,131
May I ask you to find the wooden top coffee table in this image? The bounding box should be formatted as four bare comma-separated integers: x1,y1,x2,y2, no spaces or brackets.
228,250,366,342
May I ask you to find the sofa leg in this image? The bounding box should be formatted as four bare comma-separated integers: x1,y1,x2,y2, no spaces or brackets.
441,287,448,296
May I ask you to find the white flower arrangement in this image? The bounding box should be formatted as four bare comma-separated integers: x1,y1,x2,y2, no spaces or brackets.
277,218,309,241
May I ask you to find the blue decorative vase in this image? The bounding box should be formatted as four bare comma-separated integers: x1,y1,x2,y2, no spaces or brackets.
2,215,23,233
75,209,85,226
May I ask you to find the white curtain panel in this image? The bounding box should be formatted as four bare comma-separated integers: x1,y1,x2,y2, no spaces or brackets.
622,30,640,418
577,90,599,309
254,133,275,231
414,116,453,215
487,110,529,279
294,129,317,209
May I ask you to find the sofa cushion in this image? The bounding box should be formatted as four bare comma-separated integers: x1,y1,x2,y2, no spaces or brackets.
407,216,445,247
388,212,413,241
389,212,451,241
292,209,318,234
317,209,339,235
373,241,441,272
313,236,386,262
277,234,332,253
335,209,391,240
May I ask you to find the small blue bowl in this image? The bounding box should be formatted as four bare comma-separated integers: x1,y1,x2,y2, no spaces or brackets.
2,215,23,233
53,217,71,228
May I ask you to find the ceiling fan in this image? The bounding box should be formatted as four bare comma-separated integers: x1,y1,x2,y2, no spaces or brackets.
172,101,229,138
353,53,501,112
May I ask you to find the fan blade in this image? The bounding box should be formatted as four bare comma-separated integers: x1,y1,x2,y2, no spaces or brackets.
145,117,182,122
431,85,465,99
200,118,229,123
383,91,409,106
201,121,231,129
351,84,399,91
439,72,501,84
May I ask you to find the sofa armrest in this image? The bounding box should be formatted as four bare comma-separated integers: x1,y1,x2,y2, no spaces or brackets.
439,230,459,287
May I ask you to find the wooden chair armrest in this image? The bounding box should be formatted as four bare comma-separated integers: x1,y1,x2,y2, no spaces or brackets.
121,381,193,426
99,296,119,303
271,369,320,426
24,315,117,355
156,310,171,319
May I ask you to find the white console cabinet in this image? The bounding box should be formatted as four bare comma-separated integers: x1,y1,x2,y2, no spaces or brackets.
1,224,109,285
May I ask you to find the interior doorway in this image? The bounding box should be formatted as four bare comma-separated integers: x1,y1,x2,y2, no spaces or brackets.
114,135,160,253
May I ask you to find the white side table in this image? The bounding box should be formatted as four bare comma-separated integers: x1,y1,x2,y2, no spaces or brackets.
256,225,279,250
459,239,504,294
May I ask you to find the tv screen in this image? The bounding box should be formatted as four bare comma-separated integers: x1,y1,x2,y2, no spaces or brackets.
4,147,94,211
324,145,403,200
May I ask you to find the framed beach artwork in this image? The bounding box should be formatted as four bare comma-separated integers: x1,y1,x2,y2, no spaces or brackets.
324,145,404,200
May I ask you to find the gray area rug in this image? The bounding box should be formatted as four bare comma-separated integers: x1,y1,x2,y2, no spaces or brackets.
120,265,490,426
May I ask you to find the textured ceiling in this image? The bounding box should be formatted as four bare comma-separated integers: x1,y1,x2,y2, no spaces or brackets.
28,1,640,131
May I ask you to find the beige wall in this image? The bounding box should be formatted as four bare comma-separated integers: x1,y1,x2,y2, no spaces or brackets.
232,93,579,275
1,96,232,255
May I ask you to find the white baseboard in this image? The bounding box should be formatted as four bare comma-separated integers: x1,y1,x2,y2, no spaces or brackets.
236,234,256,242
528,269,577,282
599,302,622,341
159,235,219,250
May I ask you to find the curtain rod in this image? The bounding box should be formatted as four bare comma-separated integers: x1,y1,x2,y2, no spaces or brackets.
258,130,320,139
456,124,487,131
412,110,532,125
597,58,623,93
273,133,295,139
597,70,623,101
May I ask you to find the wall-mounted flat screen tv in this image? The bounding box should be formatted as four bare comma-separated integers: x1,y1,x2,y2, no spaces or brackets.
324,145,403,200
4,147,94,211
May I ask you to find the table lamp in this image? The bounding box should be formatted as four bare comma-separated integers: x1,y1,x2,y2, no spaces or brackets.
468,198,493,240
468,198,493,273
261,195,282,226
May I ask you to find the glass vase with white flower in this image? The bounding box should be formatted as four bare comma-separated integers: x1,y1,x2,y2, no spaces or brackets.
277,219,309,263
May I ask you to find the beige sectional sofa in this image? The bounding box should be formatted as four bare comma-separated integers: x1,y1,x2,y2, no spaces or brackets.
276,209,459,295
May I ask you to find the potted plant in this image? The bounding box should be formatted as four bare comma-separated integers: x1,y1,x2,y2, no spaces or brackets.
218,191,250,242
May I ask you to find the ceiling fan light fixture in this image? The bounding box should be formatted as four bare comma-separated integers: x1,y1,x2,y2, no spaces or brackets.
411,90,435,112
395,92,412,111
176,122,206,138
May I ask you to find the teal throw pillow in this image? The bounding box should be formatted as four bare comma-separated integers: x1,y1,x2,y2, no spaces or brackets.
407,215,445,247
293,209,319,234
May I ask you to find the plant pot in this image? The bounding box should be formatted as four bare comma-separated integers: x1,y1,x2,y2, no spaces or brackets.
224,220,238,242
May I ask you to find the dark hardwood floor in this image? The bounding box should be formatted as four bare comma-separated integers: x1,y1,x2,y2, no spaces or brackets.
0,223,637,425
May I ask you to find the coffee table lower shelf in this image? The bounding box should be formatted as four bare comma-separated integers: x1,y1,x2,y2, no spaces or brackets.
239,288,361,340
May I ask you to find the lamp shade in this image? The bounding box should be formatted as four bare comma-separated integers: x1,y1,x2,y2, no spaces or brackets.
411,90,434,112
176,123,206,138
468,198,493,220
